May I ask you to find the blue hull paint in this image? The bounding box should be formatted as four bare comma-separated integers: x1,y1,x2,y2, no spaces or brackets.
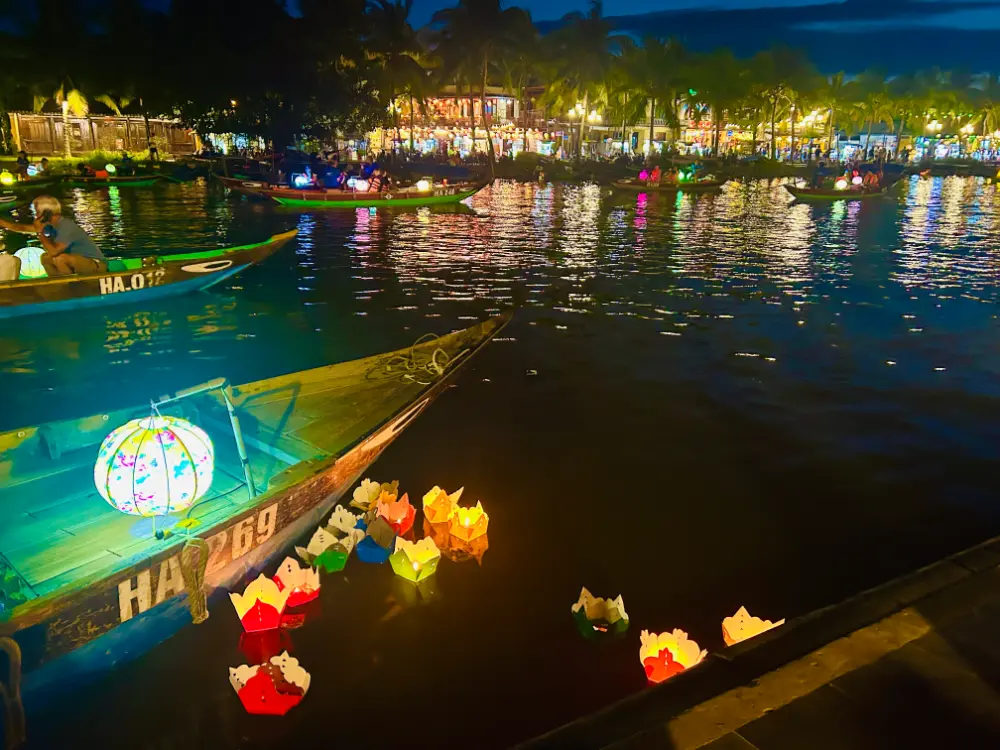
0,264,249,319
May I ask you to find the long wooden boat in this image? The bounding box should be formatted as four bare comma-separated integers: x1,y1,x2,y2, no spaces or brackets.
0,229,296,318
252,181,488,208
612,179,727,194
66,175,165,188
0,313,508,711
213,174,276,197
784,183,893,202
5,176,61,193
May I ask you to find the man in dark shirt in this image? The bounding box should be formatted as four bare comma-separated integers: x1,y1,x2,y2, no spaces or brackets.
0,195,107,276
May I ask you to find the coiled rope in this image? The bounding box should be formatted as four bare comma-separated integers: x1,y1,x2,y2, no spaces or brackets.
366,333,450,385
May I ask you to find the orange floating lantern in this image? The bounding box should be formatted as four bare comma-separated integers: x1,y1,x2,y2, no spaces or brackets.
229,651,310,716
377,492,416,535
422,486,464,524
639,629,707,684
722,606,784,646
272,557,321,608
230,575,292,633
449,501,488,542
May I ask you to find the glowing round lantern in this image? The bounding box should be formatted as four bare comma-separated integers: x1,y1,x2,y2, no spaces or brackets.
94,415,214,516
638,170,649,181
27,165,39,178
15,247,47,278
851,175,863,186
415,179,431,191
105,163,117,175
835,178,848,190
354,179,370,192
0,171,13,186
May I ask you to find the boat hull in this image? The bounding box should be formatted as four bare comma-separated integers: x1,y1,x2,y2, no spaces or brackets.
0,230,296,318
67,176,164,188
612,179,726,194
785,184,890,201
258,182,486,208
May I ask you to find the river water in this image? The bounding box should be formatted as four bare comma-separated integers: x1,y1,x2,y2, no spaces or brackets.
5,177,1000,748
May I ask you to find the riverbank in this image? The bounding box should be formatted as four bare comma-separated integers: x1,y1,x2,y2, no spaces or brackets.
521,534,1000,749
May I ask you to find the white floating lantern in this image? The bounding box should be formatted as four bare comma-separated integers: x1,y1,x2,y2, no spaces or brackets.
94,415,214,516
722,606,784,646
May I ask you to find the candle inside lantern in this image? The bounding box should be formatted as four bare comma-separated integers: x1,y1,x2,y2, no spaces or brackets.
377,492,416,535
449,501,488,542
389,537,441,583
422,486,464,524
639,629,706,684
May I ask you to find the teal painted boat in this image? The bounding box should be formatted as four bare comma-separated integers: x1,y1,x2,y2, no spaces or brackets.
0,229,296,318
0,313,509,715
251,181,487,208
66,175,164,189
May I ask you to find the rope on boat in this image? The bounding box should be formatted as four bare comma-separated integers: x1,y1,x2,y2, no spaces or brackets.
366,333,450,386
180,539,210,625
0,637,25,750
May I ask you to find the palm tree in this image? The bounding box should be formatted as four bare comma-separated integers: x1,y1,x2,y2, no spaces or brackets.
814,72,851,154
367,0,427,153
852,71,894,149
431,0,534,175
613,37,686,154
34,81,89,158
689,49,749,156
500,30,541,153
748,47,810,159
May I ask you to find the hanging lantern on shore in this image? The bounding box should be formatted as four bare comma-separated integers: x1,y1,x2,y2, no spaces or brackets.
449,501,489,542
571,587,629,638
230,574,292,632
639,629,707,684
272,557,321,608
230,651,310,716
722,606,784,646
94,415,213,516
389,537,441,583
377,492,416,535
422,486,463,524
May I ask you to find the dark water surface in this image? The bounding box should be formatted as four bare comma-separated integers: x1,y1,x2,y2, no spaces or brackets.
6,177,1000,748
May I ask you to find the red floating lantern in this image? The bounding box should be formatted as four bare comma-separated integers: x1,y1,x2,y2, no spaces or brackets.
273,557,321,608
229,574,292,633
229,651,311,716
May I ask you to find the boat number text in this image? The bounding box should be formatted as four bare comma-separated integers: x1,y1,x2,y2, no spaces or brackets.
99,268,166,296
117,502,280,622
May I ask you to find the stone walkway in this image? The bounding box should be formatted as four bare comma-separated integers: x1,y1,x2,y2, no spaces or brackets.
522,538,1000,750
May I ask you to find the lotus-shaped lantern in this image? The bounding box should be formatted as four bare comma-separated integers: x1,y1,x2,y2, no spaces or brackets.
356,516,396,564
422,486,464,524
230,574,292,633
571,587,629,638
722,606,784,646
229,651,311,716
328,505,363,536
272,557,321,608
639,629,707,684
389,537,441,583
377,492,416,535
350,478,398,511
449,501,489,542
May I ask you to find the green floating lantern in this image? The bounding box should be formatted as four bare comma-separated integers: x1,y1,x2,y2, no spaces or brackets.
389,538,441,583
295,525,359,574
571,587,630,639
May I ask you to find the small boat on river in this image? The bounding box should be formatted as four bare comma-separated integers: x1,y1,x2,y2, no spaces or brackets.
784,183,895,202
0,229,296,318
234,180,487,208
0,313,508,709
66,175,165,189
4,176,61,193
612,178,727,194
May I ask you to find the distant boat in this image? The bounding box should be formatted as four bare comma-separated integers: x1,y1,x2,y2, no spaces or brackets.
612,178,727,194
0,313,509,706
0,229,296,318
784,183,895,202
223,178,488,208
66,175,165,188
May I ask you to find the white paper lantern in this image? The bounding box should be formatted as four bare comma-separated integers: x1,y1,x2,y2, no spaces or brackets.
95,415,214,516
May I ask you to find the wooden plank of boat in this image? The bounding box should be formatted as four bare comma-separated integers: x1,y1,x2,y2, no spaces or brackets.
612,179,727,193
213,174,275,196
66,175,165,188
0,229,296,318
0,313,509,705
784,184,890,201
262,181,488,208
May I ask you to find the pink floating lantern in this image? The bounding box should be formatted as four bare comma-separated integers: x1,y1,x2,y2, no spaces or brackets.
230,574,292,633
377,492,416,535
273,557,321,608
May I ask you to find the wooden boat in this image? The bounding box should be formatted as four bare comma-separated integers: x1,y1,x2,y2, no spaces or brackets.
611,179,727,194
784,183,893,202
0,229,296,318
250,181,487,208
0,313,508,710
5,176,61,193
66,175,165,188
213,174,276,197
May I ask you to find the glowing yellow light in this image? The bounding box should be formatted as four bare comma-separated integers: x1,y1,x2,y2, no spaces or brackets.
450,501,488,542
0,171,13,186
835,178,848,190
415,179,431,191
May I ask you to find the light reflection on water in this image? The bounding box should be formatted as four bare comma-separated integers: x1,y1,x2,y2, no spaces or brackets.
8,177,1000,749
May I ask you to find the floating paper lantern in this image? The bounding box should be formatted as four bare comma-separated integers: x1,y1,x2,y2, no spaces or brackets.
389,537,441,583
94,415,213,516
422,486,463,524
415,179,431,191
295,524,361,573
852,175,863,186
722,606,784,646
835,178,848,190
230,574,292,632
273,557,321,608
449,501,489,542
639,629,707,683
230,651,310,716
0,171,13,186
351,478,396,511
328,506,362,536
356,516,395,564
571,587,629,638
14,247,47,279
377,492,415,535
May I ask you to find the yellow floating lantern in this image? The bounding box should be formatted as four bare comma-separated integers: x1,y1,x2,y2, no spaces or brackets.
449,501,489,542
639,629,707,684
0,171,13,186
389,537,441,583
722,606,784,646
422,486,463,524
94,415,213,516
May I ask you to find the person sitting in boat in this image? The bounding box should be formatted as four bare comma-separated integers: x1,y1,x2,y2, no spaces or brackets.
862,170,880,189
15,151,29,180
38,158,50,174
119,152,136,176
663,167,679,185
649,166,662,186
369,168,393,192
77,162,96,177
0,196,107,277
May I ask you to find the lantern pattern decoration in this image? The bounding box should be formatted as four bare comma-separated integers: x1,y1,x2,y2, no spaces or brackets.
389,537,441,583
639,629,707,684
230,651,311,716
356,516,396,564
14,247,47,279
722,606,784,647
94,415,214,517
230,574,292,633
377,492,416,535
422,485,464,524
449,501,489,542
272,557,321,608
571,587,629,638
